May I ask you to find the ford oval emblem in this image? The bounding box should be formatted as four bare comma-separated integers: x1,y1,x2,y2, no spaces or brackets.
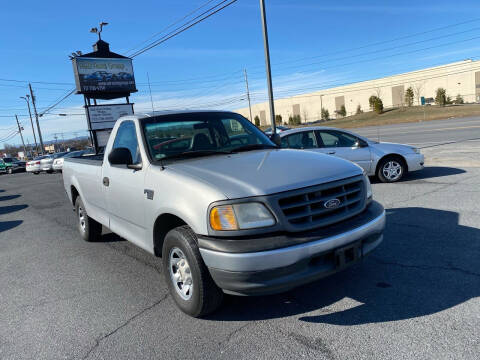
324,198,341,209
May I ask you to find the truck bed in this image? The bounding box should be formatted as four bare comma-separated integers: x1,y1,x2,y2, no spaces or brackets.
65,154,104,166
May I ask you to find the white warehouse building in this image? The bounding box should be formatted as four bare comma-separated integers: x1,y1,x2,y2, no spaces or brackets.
235,60,480,125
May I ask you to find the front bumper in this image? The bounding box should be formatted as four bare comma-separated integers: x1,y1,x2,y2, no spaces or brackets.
199,201,385,296
405,153,424,172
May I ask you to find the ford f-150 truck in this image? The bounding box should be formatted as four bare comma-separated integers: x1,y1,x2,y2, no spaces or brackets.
63,111,386,317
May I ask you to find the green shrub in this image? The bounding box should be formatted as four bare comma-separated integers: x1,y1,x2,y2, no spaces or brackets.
275,114,282,125
338,105,346,117
454,94,464,104
435,88,447,106
356,104,363,114
369,95,377,109
373,97,384,114
254,115,260,126
321,107,329,121
405,87,414,107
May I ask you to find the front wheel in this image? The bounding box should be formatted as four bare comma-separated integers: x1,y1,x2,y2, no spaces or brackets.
75,197,102,242
162,226,223,317
377,157,406,183
7,167,12,174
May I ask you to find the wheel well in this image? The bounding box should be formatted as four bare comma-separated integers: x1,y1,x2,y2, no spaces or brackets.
376,154,408,175
71,186,79,207
153,214,187,257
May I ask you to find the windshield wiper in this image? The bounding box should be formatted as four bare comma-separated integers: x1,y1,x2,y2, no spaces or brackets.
229,144,277,153
161,150,231,161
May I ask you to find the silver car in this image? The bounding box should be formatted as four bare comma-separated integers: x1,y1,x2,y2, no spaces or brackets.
26,155,49,174
52,151,85,172
40,152,68,173
279,126,424,182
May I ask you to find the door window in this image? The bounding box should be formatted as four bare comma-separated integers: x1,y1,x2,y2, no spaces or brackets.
317,130,358,148
281,131,317,149
112,121,141,164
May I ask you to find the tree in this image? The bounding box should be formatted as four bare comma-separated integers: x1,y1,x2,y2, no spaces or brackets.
413,82,425,105
369,95,377,109
254,115,260,126
288,114,301,125
435,88,447,106
454,94,464,104
356,104,363,114
373,97,384,114
404,87,414,107
337,105,347,117
321,107,329,121
275,114,282,125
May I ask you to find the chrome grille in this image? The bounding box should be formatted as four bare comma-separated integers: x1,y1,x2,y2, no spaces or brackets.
277,176,366,231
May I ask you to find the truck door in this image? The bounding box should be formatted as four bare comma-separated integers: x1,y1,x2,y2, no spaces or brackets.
103,120,148,250
316,130,372,173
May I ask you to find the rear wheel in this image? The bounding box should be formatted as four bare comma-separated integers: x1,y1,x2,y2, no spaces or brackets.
162,225,223,317
377,156,406,183
33,171,40,175
6,167,12,174
75,197,102,242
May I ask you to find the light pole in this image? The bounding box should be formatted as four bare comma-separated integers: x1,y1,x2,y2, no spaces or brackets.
259,0,276,133
20,95,39,155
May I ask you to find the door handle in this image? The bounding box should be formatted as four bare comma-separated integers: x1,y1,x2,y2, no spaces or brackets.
327,151,336,155
103,177,109,187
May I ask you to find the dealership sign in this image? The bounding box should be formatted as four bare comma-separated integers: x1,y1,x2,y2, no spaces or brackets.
87,104,134,130
73,57,136,94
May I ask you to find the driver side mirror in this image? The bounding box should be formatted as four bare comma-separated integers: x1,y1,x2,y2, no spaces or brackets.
108,147,142,170
270,133,281,147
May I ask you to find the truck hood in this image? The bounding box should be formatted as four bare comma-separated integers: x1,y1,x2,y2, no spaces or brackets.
168,149,362,199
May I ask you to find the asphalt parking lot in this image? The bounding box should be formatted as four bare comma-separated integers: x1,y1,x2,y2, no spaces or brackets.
1,132,479,359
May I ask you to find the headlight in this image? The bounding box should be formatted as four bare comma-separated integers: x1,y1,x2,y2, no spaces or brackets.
411,147,420,154
363,171,373,201
209,202,275,231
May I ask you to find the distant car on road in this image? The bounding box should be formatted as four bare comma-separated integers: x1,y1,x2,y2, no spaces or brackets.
279,126,424,182
264,125,290,135
0,157,25,174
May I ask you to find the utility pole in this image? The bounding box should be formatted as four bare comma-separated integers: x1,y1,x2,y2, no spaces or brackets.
259,0,276,133
20,95,39,154
15,115,27,159
28,83,45,154
243,69,254,123
53,134,59,152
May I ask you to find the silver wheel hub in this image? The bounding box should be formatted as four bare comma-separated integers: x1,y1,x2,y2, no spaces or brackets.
383,161,402,181
169,248,193,300
78,206,86,232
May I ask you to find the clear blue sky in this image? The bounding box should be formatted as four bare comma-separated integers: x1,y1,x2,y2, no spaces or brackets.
2,0,480,145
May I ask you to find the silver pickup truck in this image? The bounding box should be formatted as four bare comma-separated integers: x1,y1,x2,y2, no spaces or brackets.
63,111,386,317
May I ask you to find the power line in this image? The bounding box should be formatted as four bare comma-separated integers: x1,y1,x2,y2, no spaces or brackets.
130,0,238,58
125,0,218,55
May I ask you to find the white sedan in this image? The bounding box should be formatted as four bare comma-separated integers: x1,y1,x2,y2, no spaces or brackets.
279,126,424,182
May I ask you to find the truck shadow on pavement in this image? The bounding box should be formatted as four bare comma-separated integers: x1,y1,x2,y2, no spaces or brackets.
211,207,479,324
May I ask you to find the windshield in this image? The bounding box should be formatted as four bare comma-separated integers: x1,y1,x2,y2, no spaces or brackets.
3,158,13,162
141,112,275,161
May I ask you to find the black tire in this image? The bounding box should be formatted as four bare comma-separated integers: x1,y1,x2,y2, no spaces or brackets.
162,225,223,317
6,167,12,174
74,197,102,242
33,172,40,175
377,156,406,183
